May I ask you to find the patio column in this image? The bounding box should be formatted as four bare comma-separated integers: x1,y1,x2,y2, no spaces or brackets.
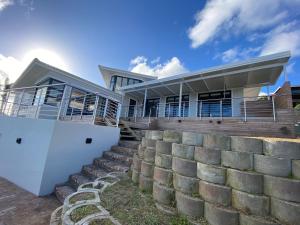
178,82,183,117
143,88,147,117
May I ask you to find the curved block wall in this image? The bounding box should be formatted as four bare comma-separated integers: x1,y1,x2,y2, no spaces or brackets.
136,130,300,225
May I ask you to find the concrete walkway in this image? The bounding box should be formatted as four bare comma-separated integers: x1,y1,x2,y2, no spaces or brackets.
0,177,60,225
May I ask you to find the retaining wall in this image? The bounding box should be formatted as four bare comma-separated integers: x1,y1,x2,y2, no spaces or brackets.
133,130,300,225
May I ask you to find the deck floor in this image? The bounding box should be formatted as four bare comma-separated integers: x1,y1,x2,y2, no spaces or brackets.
0,177,60,225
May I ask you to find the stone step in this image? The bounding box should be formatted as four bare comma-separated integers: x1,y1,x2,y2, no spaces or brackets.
55,185,75,203
103,151,133,166
82,165,108,179
120,134,136,141
118,140,140,149
69,173,92,190
94,158,130,173
111,145,137,157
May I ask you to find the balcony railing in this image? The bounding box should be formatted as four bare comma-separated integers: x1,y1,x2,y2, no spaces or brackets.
121,94,294,122
0,84,121,127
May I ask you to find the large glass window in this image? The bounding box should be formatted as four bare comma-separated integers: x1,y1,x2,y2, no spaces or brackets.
197,91,231,117
110,75,142,91
165,95,189,117
67,88,99,116
33,78,64,107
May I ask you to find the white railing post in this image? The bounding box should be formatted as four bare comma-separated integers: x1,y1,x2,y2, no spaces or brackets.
272,96,276,122
200,101,202,120
57,85,68,120
243,99,247,122
178,82,182,117
143,89,147,117
103,98,109,118
16,90,25,117
148,108,151,127
134,105,137,122
92,95,100,124
168,103,170,120
2,91,10,115
116,103,121,127
220,100,222,120
80,94,87,119
34,90,43,119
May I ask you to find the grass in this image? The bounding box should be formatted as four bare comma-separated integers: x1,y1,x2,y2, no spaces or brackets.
69,192,95,204
70,205,100,222
100,176,119,183
89,218,115,225
101,176,208,225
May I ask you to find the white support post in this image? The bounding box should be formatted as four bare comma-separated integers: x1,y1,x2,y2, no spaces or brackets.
143,89,147,117
199,101,202,120
168,104,170,120
178,82,183,117
34,90,43,119
2,91,10,115
272,96,276,122
92,95,100,124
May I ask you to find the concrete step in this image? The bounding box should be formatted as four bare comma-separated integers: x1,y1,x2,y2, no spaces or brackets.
118,140,140,149
120,134,136,141
82,165,108,179
103,151,133,166
94,158,130,173
111,145,137,157
55,185,75,203
69,173,92,190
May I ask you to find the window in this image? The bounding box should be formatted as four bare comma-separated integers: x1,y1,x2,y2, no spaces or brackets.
33,78,64,106
165,95,189,117
110,75,142,91
198,91,231,117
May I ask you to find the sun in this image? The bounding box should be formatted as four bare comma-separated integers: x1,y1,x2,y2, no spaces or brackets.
22,48,69,72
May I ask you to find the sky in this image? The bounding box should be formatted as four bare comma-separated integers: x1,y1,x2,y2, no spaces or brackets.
0,0,300,93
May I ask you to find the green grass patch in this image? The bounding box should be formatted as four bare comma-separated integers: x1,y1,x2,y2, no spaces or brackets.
101,177,209,225
69,192,95,204
70,205,100,222
89,218,115,225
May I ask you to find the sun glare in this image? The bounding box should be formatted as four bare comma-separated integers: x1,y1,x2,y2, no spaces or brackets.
23,48,69,72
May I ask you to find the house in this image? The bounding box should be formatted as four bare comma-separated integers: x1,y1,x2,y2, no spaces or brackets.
99,51,297,137
0,59,122,196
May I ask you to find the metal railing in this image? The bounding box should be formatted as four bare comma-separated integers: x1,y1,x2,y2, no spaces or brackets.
120,95,290,122
0,84,121,127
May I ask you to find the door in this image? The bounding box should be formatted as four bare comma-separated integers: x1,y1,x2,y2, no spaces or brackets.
145,98,160,117
128,99,136,117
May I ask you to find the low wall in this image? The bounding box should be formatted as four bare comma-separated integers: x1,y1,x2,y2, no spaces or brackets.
0,116,120,196
132,130,300,225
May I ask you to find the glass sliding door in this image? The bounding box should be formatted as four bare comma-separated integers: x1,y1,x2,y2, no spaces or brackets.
165,95,189,117
145,98,160,117
128,99,136,117
198,91,231,117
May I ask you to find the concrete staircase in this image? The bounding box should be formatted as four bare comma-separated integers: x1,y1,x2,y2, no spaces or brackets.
119,120,144,141
55,140,139,203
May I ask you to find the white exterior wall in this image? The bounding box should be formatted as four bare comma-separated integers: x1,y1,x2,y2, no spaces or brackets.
0,116,120,196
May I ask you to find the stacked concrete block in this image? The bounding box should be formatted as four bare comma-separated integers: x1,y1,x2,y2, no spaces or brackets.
173,132,204,219
153,131,178,214
136,131,300,225
131,137,146,184
139,130,162,192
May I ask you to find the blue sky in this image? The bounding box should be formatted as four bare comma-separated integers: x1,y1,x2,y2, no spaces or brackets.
0,0,300,93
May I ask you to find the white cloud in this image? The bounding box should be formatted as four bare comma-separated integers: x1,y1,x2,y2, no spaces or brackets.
286,62,296,74
130,56,188,78
188,0,300,48
216,46,261,63
260,29,300,57
0,55,24,83
0,0,13,11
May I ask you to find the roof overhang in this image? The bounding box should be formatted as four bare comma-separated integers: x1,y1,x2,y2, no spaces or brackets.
120,51,291,98
99,65,157,88
12,59,122,102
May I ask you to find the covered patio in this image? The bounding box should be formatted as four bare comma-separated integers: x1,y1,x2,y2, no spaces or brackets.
120,51,290,122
